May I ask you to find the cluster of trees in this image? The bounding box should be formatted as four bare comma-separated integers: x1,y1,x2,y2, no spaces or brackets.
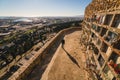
0,20,81,69
0,28,47,69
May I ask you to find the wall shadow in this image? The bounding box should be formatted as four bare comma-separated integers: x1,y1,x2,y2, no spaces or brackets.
62,45,80,68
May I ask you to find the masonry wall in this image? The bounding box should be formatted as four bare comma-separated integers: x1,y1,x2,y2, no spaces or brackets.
83,0,120,79
8,27,81,80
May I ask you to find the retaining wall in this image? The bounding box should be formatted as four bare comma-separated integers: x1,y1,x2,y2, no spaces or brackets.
8,27,81,80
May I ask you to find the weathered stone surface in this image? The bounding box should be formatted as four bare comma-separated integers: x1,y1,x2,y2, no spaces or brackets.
85,0,120,18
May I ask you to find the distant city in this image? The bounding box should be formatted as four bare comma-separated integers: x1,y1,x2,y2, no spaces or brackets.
0,16,83,35
0,16,83,40
0,16,83,79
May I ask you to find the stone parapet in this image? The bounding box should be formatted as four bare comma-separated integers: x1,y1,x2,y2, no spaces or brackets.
8,27,81,80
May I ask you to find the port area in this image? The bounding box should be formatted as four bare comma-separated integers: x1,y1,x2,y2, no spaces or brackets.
28,31,95,80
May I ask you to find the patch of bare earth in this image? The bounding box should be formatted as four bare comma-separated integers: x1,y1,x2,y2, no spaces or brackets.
41,31,93,80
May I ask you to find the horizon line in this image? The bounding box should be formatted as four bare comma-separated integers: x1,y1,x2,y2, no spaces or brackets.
0,15,84,18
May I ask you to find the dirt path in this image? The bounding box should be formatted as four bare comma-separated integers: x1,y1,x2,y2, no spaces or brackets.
41,31,92,80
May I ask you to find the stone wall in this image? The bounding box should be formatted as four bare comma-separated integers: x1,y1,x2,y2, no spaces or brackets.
8,27,81,80
85,0,120,18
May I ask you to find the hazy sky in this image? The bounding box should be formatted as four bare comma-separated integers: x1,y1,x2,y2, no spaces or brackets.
0,0,91,17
